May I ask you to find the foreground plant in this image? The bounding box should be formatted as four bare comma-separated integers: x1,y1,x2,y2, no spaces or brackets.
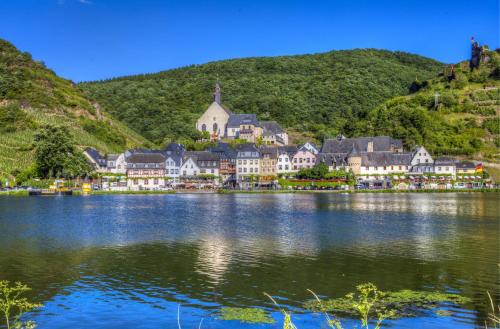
485,291,499,329
0,281,42,329
308,283,394,329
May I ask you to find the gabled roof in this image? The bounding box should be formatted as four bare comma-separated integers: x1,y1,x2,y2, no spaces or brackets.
84,148,106,166
317,153,347,166
208,142,237,159
260,121,284,135
259,146,278,159
228,114,258,128
456,161,476,169
321,136,403,154
235,143,260,158
278,146,298,157
127,153,166,164
434,157,456,165
360,152,412,166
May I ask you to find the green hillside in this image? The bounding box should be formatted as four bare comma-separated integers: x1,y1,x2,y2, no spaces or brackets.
357,48,499,161
80,49,443,144
0,39,148,178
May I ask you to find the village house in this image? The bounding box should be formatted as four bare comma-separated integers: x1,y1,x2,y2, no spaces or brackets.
181,151,220,178
292,145,317,171
259,147,278,185
162,143,185,183
235,143,260,188
106,153,128,174
277,146,298,174
208,143,237,185
260,121,289,146
126,152,166,190
456,161,477,175
434,157,456,177
83,148,107,173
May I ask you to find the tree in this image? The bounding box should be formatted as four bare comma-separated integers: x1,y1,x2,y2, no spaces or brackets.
33,124,92,178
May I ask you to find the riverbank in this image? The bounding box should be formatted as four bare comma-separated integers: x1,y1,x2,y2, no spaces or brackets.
0,188,498,197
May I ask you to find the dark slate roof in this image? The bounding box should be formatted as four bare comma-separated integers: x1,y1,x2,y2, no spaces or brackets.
321,136,403,154
127,153,166,164
227,114,258,128
183,151,220,168
260,121,284,135
236,143,260,158
162,143,185,166
208,142,237,159
434,157,456,165
360,152,412,166
278,146,298,157
456,161,476,169
317,153,347,167
84,148,107,166
107,154,119,161
164,143,185,155
259,147,278,159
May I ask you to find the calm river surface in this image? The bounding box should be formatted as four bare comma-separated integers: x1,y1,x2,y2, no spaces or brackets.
0,193,498,328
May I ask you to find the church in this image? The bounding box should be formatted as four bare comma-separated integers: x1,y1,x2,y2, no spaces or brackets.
196,84,288,146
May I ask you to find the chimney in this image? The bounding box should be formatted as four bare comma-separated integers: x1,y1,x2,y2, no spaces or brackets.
367,140,373,152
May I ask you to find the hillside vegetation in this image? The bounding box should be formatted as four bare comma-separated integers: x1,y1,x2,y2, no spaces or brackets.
0,39,148,178
357,48,499,161
80,49,443,144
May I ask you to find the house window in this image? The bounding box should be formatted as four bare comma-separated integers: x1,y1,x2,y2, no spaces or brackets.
144,179,149,185
154,178,158,184
201,124,207,131
399,166,402,170
238,168,242,173
438,167,441,171
134,179,138,185
213,123,218,133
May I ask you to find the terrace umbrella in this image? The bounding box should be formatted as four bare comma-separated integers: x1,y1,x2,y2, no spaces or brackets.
431,176,436,179
464,176,469,179
476,176,482,179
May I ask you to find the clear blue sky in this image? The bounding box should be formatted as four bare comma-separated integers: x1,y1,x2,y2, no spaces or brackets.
0,0,498,82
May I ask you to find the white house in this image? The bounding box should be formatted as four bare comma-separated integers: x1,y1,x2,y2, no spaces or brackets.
180,157,201,177
107,153,127,174
434,157,456,178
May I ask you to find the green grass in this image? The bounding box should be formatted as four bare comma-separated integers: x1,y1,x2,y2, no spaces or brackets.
219,307,274,324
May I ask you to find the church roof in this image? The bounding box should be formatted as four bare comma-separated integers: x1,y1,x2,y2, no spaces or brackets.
227,114,258,128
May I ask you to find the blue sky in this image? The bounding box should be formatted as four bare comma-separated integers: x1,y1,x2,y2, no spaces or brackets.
0,0,498,82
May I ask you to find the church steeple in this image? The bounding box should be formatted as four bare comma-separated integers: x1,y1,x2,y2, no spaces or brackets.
213,83,221,104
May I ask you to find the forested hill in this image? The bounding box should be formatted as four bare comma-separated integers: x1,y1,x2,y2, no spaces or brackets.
357,48,499,161
0,39,148,177
80,49,443,144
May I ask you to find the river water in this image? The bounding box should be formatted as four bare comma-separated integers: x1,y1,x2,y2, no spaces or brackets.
0,193,498,328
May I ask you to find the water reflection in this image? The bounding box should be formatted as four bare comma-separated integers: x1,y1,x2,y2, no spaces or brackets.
0,193,498,328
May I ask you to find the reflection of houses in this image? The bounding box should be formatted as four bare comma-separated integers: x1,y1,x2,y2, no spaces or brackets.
126,153,166,190
196,84,288,145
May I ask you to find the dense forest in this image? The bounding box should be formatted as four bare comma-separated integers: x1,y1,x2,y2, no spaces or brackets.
80,49,443,144
357,48,499,161
0,39,147,179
